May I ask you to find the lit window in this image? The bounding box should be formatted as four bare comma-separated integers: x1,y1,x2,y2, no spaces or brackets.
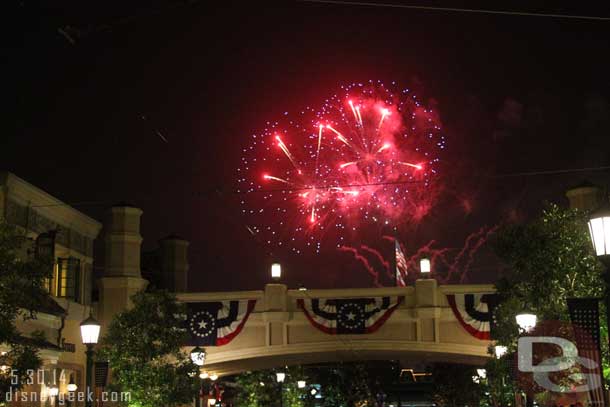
56,258,81,302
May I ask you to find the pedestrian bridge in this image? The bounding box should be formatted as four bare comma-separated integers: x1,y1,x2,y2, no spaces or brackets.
176,280,495,377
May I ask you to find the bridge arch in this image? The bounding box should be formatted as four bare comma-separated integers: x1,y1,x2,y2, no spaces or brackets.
177,280,494,376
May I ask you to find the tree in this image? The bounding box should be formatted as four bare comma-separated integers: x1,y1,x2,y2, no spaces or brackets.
430,363,481,407
98,289,199,407
234,366,307,407
486,203,607,403
0,221,54,402
234,363,377,407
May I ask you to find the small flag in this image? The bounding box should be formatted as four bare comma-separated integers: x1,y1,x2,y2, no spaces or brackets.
395,240,408,287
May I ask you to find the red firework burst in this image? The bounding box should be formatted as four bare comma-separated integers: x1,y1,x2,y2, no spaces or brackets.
237,81,445,253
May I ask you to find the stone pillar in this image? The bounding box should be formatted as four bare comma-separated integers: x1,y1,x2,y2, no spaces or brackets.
415,278,440,343
566,182,602,211
159,235,190,292
98,204,148,328
263,284,289,346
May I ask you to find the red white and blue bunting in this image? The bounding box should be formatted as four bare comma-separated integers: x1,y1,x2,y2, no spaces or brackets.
185,300,256,346
298,297,402,335
446,293,496,340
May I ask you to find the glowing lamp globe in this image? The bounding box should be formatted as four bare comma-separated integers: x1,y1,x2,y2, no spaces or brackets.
588,205,610,257
208,398,216,406
276,372,286,383
67,375,77,392
516,312,537,332
420,257,431,273
190,346,206,366
210,373,218,381
79,315,101,345
199,372,209,379
494,345,507,359
271,263,282,279
297,380,306,388
48,386,59,397
476,368,487,379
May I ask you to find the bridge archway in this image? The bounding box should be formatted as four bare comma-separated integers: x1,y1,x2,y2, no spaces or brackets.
177,280,494,376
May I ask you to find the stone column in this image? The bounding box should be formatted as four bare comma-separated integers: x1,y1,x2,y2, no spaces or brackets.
566,182,602,211
415,278,440,343
98,204,148,328
263,284,289,346
159,235,190,292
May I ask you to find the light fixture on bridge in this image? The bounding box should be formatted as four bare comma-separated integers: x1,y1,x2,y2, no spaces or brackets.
210,373,218,381
199,372,209,379
297,380,306,388
494,345,507,359
476,368,487,379
515,312,537,333
420,257,431,273
190,346,206,366
271,263,282,279
208,398,216,406
276,372,286,383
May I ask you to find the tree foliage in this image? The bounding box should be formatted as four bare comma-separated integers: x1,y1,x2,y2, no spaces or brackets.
430,363,481,407
0,221,53,401
99,289,199,407
485,203,607,403
234,363,377,407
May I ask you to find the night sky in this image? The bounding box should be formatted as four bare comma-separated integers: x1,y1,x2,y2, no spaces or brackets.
5,1,610,291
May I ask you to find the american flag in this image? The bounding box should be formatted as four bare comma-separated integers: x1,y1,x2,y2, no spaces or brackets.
395,240,408,287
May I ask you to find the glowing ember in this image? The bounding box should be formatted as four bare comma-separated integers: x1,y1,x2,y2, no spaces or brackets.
238,80,445,253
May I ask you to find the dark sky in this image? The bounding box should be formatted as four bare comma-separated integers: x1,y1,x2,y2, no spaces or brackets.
5,1,610,291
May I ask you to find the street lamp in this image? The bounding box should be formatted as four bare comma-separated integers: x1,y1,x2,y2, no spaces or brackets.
80,314,100,407
271,263,282,280
297,380,306,389
515,312,537,333
476,368,487,379
67,374,78,392
191,346,206,366
420,257,431,273
588,204,610,362
276,372,286,407
494,345,507,359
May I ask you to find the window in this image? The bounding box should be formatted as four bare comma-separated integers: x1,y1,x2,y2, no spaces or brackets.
56,258,81,302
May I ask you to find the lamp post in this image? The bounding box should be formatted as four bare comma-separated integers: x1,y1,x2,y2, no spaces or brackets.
79,314,100,407
191,346,206,366
588,204,610,354
420,257,431,274
271,263,282,280
515,312,537,333
276,372,286,407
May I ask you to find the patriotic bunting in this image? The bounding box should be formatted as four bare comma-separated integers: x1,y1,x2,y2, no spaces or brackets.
298,297,402,334
185,300,256,346
446,293,497,340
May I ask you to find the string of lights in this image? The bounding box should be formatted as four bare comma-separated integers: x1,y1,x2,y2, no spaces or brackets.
29,164,610,209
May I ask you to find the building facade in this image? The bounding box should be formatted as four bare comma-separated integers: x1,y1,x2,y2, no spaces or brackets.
0,173,189,406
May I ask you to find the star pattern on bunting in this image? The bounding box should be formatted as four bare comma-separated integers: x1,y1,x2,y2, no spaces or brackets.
337,303,364,330
189,310,216,339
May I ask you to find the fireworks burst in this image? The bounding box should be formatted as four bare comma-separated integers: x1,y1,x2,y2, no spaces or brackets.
238,81,445,253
